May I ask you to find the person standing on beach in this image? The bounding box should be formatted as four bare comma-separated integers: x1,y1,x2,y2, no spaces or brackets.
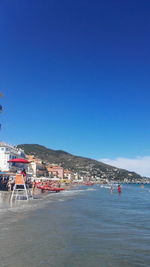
21,169,26,177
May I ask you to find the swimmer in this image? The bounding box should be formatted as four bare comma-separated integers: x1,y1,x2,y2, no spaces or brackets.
117,184,122,193
110,186,114,193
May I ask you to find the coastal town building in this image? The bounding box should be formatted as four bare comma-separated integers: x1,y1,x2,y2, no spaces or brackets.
26,155,42,165
47,165,64,179
0,142,25,171
64,169,72,179
26,155,43,177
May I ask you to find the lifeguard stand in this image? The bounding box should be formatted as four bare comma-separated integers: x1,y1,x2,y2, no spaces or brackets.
11,174,29,201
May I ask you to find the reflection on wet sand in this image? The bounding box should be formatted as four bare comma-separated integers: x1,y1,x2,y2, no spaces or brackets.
0,191,11,206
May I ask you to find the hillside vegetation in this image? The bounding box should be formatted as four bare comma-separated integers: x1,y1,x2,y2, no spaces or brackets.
17,144,142,181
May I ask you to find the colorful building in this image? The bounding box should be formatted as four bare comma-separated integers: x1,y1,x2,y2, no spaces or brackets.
47,165,64,179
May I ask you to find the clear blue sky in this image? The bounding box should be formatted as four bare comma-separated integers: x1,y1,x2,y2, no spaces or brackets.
0,0,150,160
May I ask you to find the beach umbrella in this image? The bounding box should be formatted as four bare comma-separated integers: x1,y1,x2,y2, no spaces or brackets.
8,158,31,164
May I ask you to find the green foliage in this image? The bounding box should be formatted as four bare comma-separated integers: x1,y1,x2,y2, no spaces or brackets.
17,144,142,180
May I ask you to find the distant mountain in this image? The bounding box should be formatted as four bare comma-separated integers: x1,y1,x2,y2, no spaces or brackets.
17,144,142,181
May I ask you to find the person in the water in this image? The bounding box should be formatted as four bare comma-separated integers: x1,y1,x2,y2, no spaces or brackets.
117,184,122,193
110,186,114,193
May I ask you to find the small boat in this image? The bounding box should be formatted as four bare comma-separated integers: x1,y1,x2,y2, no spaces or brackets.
37,186,65,192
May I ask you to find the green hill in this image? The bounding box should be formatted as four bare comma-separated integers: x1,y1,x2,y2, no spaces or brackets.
17,144,142,181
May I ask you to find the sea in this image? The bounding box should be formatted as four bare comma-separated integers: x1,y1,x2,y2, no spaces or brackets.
0,184,150,267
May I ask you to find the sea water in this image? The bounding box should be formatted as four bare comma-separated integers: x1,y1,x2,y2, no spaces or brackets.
0,185,150,267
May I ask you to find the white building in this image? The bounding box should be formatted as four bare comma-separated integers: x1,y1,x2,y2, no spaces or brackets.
0,142,25,171
28,161,37,177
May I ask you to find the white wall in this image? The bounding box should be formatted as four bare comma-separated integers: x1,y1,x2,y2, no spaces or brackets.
0,144,25,171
